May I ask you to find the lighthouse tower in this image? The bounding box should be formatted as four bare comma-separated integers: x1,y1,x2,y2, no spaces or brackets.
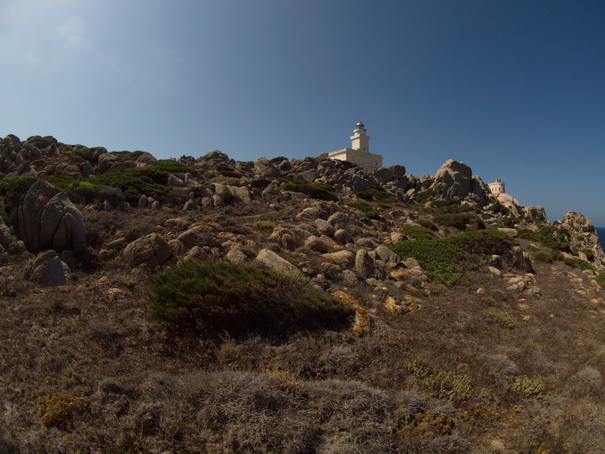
328,121,383,168
350,121,370,153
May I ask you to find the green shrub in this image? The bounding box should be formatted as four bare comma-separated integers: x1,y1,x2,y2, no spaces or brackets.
252,220,276,229
391,238,462,285
414,188,434,205
209,176,241,185
282,181,300,192
407,360,473,404
270,156,288,164
391,230,515,285
249,178,272,190
449,230,516,256
0,176,36,205
154,159,192,173
488,201,511,216
88,167,175,204
597,273,605,290
47,174,81,192
67,147,95,163
485,308,516,329
416,218,438,231
433,199,478,214
564,257,594,271
110,150,147,160
355,186,397,203
534,250,554,263
400,225,435,240
346,201,379,220
148,260,353,334
433,212,485,230
512,375,543,398
518,225,570,251
281,181,337,201
218,170,244,178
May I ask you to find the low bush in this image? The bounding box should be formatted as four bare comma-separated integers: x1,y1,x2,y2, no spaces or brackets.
47,173,81,192
416,218,438,231
485,308,516,329
488,201,511,216
252,220,276,229
564,257,594,271
0,175,36,205
249,177,272,189
400,225,436,240
597,273,605,290
433,212,485,230
154,159,192,173
391,230,515,285
282,181,337,201
209,175,241,185
517,225,570,251
148,260,353,334
407,360,473,404
346,201,379,220
448,230,516,256
433,199,479,214
414,188,435,205
511,375,543,398
391,238,463,285
355,185,397,203
533,250,554,263
87,167,176,204
37,392,89,429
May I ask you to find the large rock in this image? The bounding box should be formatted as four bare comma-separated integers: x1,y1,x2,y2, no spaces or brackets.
375,245,401,269
0,217,15,249
17,181,86,254
29,250,69,286
256,249,298,272
431,159,472,200
523,206,547,224
355,249,376,278
123,233,173,269
253,157,280,178
428,160,491,206
503,246,534,273
560,211,605,266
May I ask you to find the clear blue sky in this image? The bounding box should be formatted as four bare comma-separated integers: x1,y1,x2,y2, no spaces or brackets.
1,0,604,224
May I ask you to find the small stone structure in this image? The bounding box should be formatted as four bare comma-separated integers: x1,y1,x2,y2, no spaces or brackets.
488,178,520,210
488,178,505,194
329,122,383,169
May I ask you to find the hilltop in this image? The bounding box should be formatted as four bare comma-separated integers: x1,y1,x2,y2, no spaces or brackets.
1,134,605,453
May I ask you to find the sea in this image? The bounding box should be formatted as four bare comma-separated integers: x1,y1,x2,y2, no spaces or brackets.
597,227,605,250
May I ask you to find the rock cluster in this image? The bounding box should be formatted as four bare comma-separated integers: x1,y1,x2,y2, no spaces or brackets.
0,133,603,294
17,181,86,254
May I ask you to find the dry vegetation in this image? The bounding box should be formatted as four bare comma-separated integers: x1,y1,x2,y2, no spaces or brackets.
1,155,605,452
2,203,605,453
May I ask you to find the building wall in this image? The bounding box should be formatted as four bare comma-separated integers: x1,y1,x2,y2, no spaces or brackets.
329,148,382,168
488,180,505,194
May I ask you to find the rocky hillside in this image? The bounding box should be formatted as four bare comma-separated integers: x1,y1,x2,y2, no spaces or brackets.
1,134,605,453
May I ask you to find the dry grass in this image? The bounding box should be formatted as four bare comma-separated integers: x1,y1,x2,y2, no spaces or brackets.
2,199,605,452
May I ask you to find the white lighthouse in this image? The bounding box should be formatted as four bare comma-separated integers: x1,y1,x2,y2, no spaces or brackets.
328,121,383,168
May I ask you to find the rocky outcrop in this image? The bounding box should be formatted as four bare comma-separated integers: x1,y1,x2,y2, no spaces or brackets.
560,211,605,266
28,250,69,286
256,249,298,272
428,159,491,206
123,233,173,269
17,181,86,254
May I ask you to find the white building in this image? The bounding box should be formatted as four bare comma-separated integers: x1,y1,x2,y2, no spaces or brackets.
488,178,505,194
328,122,383,168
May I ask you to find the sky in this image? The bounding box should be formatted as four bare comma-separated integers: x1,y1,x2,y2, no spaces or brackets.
1,0,604,224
